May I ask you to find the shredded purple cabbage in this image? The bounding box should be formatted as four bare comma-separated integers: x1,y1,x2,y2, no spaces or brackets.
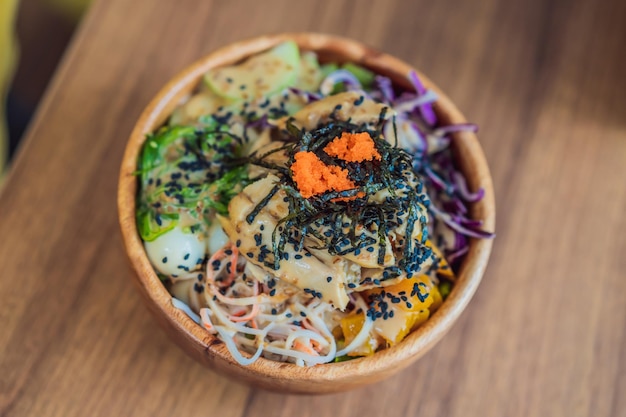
408,71,438,126
288,65,493,265
430,205,494,240
375,75,395,102
435,123,478,135
447,245,469,264
245,114,272,129
451,171,485,203
380,70,494,267
288,87,321,103
392,90,438,114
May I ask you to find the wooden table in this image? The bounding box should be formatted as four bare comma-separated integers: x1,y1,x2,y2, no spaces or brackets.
1,0,625,415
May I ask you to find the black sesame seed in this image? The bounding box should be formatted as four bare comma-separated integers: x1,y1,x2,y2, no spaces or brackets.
162,257,168,263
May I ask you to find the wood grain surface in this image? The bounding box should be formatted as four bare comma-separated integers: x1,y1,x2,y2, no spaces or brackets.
0,0,625,415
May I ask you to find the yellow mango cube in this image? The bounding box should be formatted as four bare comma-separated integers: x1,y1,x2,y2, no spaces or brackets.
340,313,377,356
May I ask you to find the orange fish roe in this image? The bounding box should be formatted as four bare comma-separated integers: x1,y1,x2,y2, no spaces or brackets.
291,151,357,198
324,131,381,162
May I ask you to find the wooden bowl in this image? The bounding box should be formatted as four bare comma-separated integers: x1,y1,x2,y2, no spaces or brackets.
118,33,495,394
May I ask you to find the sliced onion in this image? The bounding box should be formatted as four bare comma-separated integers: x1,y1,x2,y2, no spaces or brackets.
319,69,362,96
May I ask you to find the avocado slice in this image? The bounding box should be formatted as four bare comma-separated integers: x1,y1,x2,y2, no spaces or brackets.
295,51,323,91
169,92,226,126
204,41,300,101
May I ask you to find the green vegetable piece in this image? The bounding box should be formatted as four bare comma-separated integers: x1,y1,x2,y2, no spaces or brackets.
342,63,375,87
138,126,197,174
204,41,300,101
439,281,452,299
136,208,179,242
333,354,355,363
320,63,339,79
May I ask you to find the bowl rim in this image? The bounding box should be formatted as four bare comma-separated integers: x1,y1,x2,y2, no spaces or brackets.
118,32,495,387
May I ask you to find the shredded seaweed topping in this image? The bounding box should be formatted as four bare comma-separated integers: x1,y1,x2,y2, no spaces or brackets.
245,110,432,276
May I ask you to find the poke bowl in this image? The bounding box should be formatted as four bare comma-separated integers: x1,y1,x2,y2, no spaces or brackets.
118,33,495,394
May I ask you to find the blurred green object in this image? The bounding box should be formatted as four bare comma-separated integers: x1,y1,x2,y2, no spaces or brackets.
47,0,91,21
1,0,19,178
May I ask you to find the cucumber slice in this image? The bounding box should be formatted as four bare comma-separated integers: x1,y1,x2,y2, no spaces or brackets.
204,41,300,101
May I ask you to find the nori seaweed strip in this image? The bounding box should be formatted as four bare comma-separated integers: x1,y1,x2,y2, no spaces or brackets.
377,208,387,265
246,184,280,224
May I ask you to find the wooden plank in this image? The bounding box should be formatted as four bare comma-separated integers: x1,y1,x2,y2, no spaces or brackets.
0,0,624,415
